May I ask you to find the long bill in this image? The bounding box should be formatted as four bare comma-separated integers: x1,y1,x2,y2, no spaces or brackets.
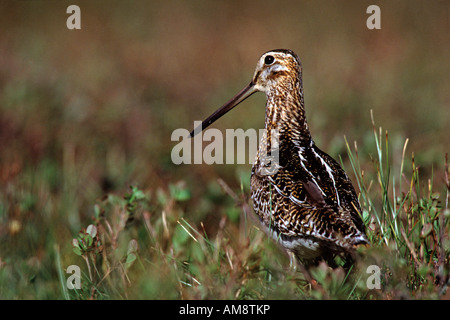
190,82,256,137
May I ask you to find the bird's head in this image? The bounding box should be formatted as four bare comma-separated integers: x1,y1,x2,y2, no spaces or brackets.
190,49,303,137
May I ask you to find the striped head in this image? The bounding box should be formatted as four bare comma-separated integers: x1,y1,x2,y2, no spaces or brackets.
190,49,304,137
252,49,303,95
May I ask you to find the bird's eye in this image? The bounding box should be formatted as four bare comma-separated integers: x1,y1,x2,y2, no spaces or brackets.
264,55,275,65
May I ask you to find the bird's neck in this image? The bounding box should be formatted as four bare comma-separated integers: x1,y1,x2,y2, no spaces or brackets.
264,81,312,148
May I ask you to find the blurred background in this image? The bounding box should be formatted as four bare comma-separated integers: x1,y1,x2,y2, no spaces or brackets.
0,0,448,298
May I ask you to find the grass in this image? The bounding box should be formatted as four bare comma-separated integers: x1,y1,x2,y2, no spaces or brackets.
342,113,449,299
43,116,447,299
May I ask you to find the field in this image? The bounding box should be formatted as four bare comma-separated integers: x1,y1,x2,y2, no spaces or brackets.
0,1,448,300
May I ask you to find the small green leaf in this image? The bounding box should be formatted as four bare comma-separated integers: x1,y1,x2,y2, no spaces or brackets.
131,188,145,200
125,240,138,270
72,238,80,248
126,253,136,265
78,238,87,251
86,224,97,238
127,239,138,255
169,183,191,201
85,234,93,247
72,246,83,256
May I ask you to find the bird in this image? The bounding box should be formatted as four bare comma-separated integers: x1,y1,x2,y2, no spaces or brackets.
190,49,369,267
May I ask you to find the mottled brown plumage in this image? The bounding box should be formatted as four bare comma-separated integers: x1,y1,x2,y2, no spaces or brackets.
191,49,368,265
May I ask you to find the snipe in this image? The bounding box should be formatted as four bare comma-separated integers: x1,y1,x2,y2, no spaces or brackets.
191,49,368,266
